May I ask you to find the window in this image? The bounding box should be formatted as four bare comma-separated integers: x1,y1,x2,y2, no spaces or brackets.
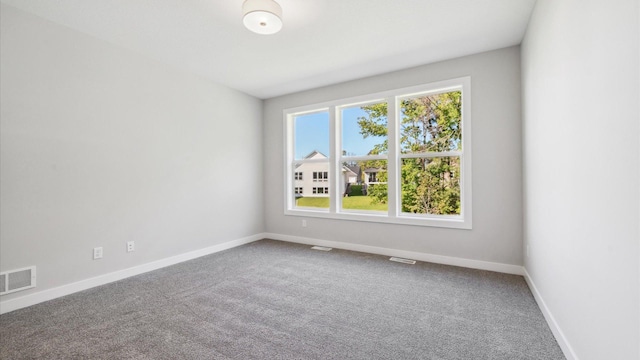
294,172,303,180
289,112,330,210
341,101,388,211
294,187,303,194
398,90,462,217
313,171,328,181
284,77,471,229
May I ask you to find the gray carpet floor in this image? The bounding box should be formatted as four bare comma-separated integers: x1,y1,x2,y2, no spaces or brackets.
0,239,565,359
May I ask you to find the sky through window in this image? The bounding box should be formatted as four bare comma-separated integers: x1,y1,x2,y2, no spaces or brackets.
294,108,382,159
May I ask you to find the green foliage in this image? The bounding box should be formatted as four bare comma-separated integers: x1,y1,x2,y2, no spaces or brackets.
357,91,462,215
400,92,461,153
367,183,387,204
349,184,363,196
357,103,388,155
401,157,460,214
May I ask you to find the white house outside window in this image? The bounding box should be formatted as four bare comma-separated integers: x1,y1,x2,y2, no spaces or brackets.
284,77,472,229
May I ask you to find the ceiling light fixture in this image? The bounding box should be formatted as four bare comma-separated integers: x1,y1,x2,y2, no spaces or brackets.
242,0,283,35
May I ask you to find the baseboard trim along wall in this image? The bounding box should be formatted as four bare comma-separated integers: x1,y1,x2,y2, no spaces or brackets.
523,268,578,360
0,234,265,315
265,233,525,276
2,231,577,359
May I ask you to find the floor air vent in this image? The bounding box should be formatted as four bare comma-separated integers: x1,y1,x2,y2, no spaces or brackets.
389,257,416,265
0,266,36,295
311,246,332,251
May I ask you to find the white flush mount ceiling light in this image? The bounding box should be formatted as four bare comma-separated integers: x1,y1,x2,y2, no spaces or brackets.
242,0,283,35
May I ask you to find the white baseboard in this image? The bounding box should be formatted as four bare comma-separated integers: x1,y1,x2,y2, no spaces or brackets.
523,268,578,360
0,233,265,315
264,232,525,275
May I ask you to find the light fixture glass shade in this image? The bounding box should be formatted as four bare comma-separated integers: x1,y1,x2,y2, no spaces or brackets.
242,0,282,35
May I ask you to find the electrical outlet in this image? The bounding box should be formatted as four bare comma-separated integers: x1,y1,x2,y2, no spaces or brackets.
302,219,307,227
127,241,135,253
93,247,103,260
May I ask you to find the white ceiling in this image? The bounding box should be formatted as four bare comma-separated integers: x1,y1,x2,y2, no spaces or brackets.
1,0,537,99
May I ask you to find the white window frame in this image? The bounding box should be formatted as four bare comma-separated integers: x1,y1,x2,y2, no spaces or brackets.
284,77,472,229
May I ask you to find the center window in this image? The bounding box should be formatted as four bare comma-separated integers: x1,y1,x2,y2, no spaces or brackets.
284,77,471,229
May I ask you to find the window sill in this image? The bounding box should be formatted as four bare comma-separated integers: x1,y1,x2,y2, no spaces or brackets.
284,208,472,229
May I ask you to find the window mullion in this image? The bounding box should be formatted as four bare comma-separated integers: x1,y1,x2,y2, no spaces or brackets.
340,154,388,162
329,106,338,214
386,96,398,218
399,151,462,159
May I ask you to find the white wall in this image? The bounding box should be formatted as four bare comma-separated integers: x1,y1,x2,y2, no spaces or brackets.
0,5,264,303
264,47,524,267
521,0,640,359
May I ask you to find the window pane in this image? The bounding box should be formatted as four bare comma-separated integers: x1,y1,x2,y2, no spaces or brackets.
341,103,388,156
401,157,460,215
341,160,387,212
294,161,330,209
400,91,461,154
295,112,329,160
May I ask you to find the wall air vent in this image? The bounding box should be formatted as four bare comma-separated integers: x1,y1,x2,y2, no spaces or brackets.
389,257,416,265
311,246,332,251
0,266,36,295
